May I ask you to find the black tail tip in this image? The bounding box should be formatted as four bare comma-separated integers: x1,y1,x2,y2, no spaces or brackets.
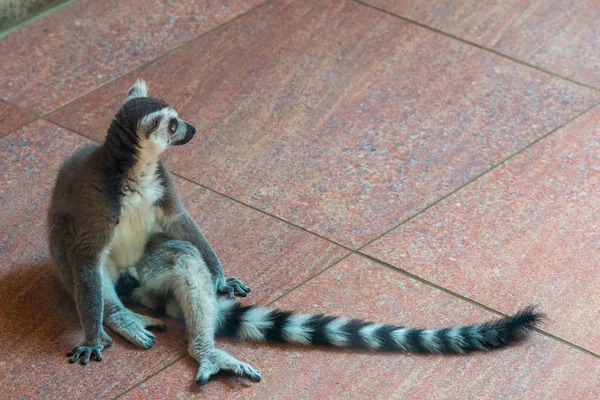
505,304,546,339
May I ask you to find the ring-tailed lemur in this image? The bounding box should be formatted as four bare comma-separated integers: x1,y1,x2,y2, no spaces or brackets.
48,80,542,385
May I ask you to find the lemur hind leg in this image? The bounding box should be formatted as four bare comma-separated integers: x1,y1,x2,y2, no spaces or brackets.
130,233,261,384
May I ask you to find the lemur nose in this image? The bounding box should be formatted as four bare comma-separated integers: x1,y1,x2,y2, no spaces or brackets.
186,124,196,136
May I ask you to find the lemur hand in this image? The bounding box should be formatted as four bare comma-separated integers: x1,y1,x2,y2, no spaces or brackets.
67,330,113,364
215,276,251,299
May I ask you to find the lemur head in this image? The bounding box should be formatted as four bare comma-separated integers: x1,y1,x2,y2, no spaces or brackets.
112,79,196,154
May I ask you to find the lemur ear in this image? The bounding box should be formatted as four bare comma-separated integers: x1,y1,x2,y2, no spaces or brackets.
126,79,149,101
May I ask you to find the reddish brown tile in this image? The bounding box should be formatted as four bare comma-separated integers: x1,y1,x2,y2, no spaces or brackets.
0,0,264,114
364,106,600,353
0,101,35,137
366,0,600,88
120,255,600,399
48,0,599,249
0,120,346,398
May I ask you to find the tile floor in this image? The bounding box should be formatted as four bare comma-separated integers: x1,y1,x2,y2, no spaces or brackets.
0,0,598,398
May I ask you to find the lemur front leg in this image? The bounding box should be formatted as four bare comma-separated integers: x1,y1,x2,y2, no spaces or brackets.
65,250,113,364
156,164,250,298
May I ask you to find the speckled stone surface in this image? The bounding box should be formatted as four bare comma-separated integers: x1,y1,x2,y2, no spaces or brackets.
365,0,600,88
121,255,600,399
0,0,264,114
364,106,600,354
0,121,346,398
48,0,599,249
0,102,35,137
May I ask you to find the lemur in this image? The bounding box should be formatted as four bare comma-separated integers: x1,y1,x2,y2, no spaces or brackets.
48,80,542,385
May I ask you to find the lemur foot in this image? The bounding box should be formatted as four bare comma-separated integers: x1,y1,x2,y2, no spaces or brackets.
195,348,261,385
105,309,167,349
217,277,251,299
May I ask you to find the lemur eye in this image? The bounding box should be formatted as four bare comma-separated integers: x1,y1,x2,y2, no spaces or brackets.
169,119,178,132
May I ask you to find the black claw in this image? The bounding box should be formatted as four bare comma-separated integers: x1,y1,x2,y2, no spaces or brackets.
196,376,210,386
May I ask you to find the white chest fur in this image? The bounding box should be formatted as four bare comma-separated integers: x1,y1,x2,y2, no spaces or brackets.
108,162,165,270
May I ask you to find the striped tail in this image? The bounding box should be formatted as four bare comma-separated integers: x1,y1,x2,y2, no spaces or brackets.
215,299,542,354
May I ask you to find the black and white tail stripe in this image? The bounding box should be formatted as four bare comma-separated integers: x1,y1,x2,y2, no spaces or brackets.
215,299,542,354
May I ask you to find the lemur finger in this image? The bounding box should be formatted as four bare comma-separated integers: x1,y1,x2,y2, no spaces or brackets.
196,359,219,386
81,349,92,365
226,277,251,294
66,347,78,357
236,364,261,382
92,349,103,362
67,347,83,363
231,283,248,297
220,286,235,299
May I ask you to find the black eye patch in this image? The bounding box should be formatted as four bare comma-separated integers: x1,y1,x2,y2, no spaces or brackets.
169,119,178,133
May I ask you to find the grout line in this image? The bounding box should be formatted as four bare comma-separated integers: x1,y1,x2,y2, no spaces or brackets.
44,118,102,142
355,101,600,251
0,117,39,139
0,98,40,118
265,252,354,306
0,0,74,39
42,0,275,119
352,0,600,93
112,353,188,400
171,172,356,252
358,253,600,360
0,98,41,139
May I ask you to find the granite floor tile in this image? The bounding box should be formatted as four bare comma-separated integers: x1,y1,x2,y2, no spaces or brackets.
365,0,600,88
48,0,599,249
0,0,264,114
0,120,346,398
364,106,600,353
0,101,35,137
120,255,600,399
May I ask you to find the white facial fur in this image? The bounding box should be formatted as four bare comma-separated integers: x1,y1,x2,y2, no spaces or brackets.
126,79,192,154
139,108,186,153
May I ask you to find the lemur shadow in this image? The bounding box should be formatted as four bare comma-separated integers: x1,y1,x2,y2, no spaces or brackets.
0,261,186,358
0,261,79,355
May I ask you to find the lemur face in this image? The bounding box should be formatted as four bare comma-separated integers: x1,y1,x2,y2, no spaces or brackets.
122,79,197,153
